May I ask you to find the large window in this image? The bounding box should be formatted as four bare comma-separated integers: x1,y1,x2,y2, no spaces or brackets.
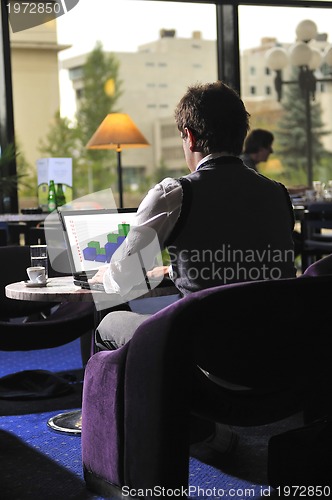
5,0,332,211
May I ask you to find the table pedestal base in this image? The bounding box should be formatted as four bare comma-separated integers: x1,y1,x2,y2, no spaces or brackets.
47,409,82,434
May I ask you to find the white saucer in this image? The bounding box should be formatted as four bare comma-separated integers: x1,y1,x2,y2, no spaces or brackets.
24,280,48,288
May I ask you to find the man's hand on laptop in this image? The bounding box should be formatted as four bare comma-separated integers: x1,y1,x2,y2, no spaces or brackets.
88,266,108,284
146,266,169,280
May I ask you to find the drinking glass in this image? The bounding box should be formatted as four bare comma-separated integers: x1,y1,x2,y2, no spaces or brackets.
312,181,325,200
30,244,48,279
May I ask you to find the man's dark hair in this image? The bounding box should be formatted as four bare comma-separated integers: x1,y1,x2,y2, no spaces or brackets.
243,129,274,154
174,81,250,156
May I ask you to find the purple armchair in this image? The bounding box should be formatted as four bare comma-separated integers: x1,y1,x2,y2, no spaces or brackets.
82,274,332,497
301,252,332,277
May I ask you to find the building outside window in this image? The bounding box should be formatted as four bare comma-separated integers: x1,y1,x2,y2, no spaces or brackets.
239,4,332,186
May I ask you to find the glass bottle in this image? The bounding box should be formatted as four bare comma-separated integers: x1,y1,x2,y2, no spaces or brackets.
56,183,66,207
47,179,57,212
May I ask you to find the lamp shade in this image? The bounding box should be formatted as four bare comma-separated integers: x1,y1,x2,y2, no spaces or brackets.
265,47,288,71
309,48,322,70
289,42,312,67
296,19,317,43
86,113,149,150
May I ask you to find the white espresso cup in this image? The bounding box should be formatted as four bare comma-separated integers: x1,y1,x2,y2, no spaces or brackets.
26,266,47,284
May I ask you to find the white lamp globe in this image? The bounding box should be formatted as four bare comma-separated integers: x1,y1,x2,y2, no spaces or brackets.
309,48,322,70
323,46,332,67
296,20,318,42
265,47,288,70
289,42,312,66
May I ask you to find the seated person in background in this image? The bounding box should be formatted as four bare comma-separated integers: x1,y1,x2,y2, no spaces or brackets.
240,128,274,173
90,81,296,351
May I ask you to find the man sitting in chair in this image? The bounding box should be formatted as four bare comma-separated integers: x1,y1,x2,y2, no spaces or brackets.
89,80,296,456
91,80,296,348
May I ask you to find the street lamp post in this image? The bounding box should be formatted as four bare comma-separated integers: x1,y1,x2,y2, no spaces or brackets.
265,20,332,187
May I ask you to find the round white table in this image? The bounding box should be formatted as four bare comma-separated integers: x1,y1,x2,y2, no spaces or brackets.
5,276,94,301
5,275,176,304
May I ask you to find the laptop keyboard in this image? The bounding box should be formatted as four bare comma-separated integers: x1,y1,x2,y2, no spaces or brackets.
73,279,105,292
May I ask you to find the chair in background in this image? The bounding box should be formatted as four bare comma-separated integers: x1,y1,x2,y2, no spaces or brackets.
1,245,55,322
0,222,28,246
81,274,332,497
27,225,47,245
7,222,29,245
0,222,8,246
301,202,332,272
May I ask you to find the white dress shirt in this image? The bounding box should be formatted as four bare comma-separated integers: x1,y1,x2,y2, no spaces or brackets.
103,177,182,294
103,153,229,294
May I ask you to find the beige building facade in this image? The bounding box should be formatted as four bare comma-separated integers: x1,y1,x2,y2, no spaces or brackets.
62,28,332,186
61,30,218,182
241,36,332,152
10,20,68,172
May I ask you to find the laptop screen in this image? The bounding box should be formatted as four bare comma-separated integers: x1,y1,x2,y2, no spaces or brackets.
59,208,137,276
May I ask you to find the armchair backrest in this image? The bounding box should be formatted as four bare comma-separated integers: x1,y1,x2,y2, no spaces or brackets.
302,203,332,238
301,253,332,277
128,275,331,391
122,274,332,489
82,273,332,495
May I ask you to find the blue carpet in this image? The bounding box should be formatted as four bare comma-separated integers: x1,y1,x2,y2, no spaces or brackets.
0,338,282,499
0,338,83,377
0,408,266,499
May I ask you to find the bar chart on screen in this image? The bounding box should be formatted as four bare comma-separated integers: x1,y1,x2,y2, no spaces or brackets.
60,209,137,273
82,223,131,263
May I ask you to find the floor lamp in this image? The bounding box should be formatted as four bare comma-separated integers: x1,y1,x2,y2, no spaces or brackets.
86,113,149,208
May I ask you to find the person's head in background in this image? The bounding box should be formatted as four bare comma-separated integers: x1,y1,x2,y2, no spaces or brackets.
242,129,274,172
174,81,250,172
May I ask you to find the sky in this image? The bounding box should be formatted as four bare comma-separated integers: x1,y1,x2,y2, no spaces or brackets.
56,0,332,60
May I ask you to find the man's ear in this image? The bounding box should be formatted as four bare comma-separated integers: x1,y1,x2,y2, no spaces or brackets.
186,128,196,152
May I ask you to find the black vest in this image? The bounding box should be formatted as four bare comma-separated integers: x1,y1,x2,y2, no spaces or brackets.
166,156,296,296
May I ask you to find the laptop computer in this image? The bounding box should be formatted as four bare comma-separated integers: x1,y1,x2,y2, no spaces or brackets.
59,208,138,291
